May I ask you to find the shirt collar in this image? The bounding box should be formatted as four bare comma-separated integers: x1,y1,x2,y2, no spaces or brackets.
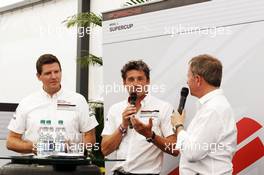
41,86,63,99
198,88,223,105
140,93,151,108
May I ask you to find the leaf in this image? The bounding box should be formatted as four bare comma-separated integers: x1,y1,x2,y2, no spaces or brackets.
63,12,102,28
77,53,103,66
88,101,104,109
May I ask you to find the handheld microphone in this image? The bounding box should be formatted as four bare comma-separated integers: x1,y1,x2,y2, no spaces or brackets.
177,87,189,114
129,92,137,129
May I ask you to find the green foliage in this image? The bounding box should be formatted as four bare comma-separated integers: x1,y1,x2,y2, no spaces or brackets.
63,13,103,66
89,101,104,167
89,101,103,108
77,53,103,66
63,12,102,28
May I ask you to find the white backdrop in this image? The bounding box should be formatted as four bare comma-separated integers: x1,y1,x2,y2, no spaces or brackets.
0,0,77,104
0,0,78,166
103,0,264,174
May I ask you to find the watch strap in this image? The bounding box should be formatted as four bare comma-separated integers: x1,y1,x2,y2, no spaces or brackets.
146,131,156,143
119,124,127,137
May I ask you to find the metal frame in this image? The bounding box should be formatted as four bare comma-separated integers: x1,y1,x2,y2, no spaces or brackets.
76,0,90,101
0,103,18,112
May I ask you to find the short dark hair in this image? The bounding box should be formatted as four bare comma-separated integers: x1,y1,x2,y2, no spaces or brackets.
189,54,222,87
121,60,150,80
36,54,61,74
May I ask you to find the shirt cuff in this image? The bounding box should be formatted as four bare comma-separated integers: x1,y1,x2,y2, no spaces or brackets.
176,130,187,150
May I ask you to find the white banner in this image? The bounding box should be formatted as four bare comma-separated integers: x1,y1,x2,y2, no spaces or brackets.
103,0,264,174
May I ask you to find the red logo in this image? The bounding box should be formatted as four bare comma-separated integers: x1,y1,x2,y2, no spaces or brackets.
169,117,264,175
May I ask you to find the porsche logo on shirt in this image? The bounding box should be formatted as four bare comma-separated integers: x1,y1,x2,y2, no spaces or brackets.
140,110,159,118
57,100,76,111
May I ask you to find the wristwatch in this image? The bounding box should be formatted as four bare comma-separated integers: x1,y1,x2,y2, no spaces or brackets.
146,131,156,143
119,124,127,137
173,124,184,133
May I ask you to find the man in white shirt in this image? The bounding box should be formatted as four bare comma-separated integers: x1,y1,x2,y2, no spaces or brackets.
6,54,98,154
171,54,237,175
101,60,178,175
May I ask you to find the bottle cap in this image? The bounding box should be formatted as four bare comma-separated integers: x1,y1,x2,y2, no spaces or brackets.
46,120,51,125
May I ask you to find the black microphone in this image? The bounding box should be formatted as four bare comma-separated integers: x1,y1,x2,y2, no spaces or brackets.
177,87,189,114
130,92,137,106
129,92,137,129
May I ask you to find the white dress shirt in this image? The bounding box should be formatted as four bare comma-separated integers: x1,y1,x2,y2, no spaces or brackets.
176,89,237,175
8,88,98,143
102,94,174,174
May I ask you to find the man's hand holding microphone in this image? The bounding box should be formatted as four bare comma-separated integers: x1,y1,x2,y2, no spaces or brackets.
121,92,153,138
171,87,189,135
